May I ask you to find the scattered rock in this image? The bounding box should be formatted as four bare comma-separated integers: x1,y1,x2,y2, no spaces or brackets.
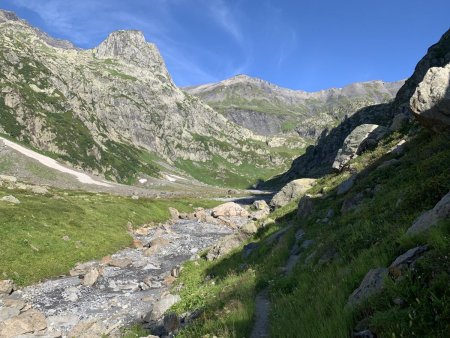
68,319,106,338
410,63,450,133
70,261,98,277
337,175,356,195
261,218,275,227
318,249,338,266
168,207,179,220
251,208,270,221
389,113,410,131
212,202,250,218
206,233,247,261
82,268,100,287
0,195,20,204
163,312,180,333
171,266,180,278
332,124,387,171
0,280,15,294
353,329,375,338
30,186,49,194
347,268,388,307
2,298,25,310
406,191,450,235
270,178,316,208
389,139,406,155
108,258,132,268
297,194,314,218
0,309,47,337
147,294,181,321
62,286,80,302
135,227,150,236
388,245,428,278
132,239,144,249
0,307,20,322
253,200,269,210
241,221,258,234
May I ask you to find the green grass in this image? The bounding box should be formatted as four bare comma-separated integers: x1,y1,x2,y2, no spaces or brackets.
166,128,450,337
0,187,220,286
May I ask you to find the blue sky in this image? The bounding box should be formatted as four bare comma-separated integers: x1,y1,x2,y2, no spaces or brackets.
1,0,449,91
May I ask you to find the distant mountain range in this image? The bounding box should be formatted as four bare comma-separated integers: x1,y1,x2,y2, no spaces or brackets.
184,75,404,138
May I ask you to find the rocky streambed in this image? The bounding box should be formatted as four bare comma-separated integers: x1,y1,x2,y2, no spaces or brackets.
0,201,263,338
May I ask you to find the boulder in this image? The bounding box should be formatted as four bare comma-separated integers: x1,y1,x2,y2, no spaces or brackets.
389,113,410,131
206,233,247,261
347,268,388,307
332,124,387,171
253,200,269,210
0,309,47,337
211,202,249,218
241,221,258,234
270,178,316,208
337,175,356,195
82,268,100,287
0,279,15,294
297,194,314,218
251,207,270,221
147,294,181,321
68,319,106,338
108,258,132,268
410,64,450,132
0,307,20,322
389,245,428,278
0,195,20,204
30,186,49,194
168,207,179,220
406,191,450,235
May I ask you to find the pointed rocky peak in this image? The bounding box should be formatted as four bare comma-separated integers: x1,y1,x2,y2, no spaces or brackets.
95,30,166,71
0,9,21,23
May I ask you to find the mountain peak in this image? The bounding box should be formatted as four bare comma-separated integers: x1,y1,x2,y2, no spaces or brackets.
0,9,21,23
95,30,166,71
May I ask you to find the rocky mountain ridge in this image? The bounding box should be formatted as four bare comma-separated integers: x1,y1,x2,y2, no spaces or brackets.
0,9,294,187
185,74,404,138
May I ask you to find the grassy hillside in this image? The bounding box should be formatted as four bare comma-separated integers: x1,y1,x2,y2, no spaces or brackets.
0,187,220,286
166,127,450,337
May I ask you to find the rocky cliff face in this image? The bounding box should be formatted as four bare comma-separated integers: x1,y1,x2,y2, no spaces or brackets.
184,74,403,138
274,29,450,185
0,10,293,187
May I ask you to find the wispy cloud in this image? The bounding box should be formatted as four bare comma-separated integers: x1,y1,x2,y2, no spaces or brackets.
205,0,243,44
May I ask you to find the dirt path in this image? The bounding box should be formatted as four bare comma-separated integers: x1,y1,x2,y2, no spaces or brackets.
249,228,305,337
0,136,111,187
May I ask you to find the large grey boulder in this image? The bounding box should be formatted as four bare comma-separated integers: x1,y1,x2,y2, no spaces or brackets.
270,178,316,208
410,64,450,132
406,191,450,235
0,195,20,204
212,202,249,218
206,233,247,261
147,294,181,321
332,124,387,171
347,268,388,307
389,245,428,278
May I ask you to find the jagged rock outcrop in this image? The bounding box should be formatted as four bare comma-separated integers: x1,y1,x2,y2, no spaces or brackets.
0,10,289,186
406,191,450,235
410,64,450,132
332,124,387,171
270,178,316,208
185,74,403,138
276,29,450,184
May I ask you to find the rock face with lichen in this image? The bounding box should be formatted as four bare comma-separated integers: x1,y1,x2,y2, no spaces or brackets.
0,9,291,186
409,64,450,132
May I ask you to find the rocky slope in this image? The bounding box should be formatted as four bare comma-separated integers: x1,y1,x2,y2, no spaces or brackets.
0,10,293,188
184,74,403,138
273,28,450,184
